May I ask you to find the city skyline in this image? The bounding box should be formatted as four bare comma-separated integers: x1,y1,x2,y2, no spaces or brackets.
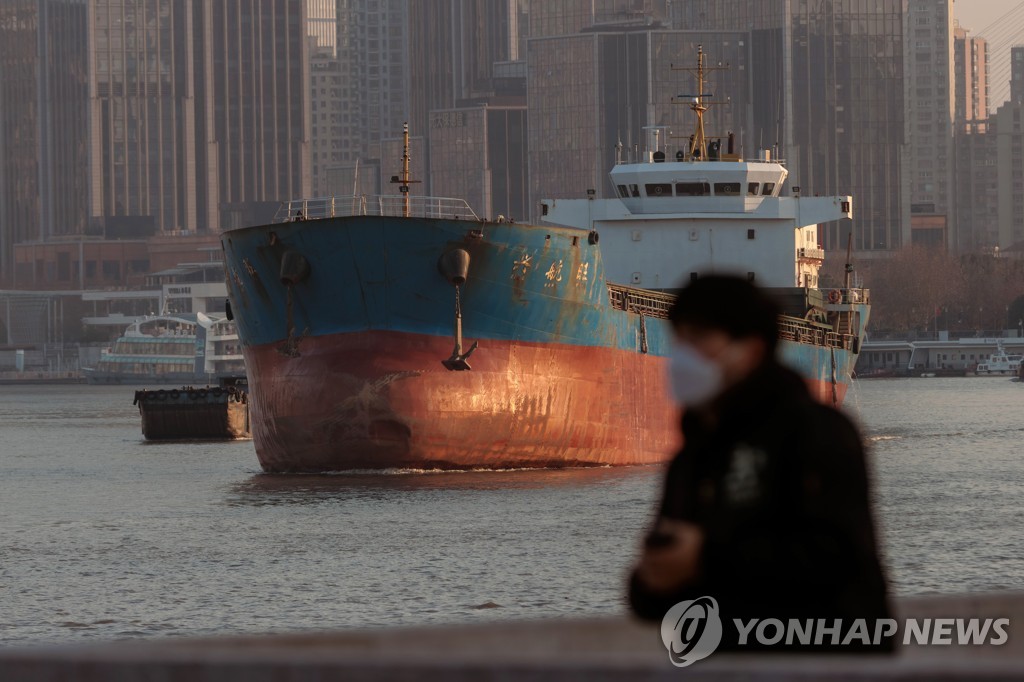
9,1,1024,291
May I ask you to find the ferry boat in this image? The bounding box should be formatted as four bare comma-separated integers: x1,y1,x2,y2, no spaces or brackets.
84,313,244,385
221,47,869,472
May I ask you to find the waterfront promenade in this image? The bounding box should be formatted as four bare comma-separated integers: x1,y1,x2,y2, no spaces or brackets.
2,593,1022,681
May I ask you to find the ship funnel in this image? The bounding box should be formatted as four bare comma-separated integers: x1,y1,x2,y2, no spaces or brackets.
439,248,471,286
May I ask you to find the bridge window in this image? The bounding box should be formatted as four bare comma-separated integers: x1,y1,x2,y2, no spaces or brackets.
714,182,741,196
748,183,760,196
676,182,710,196
645,183,673,197
617,184,629,198
629,184,640,197
762,183,776,196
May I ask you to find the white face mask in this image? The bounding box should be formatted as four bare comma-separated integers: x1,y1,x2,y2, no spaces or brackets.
667,340,724,407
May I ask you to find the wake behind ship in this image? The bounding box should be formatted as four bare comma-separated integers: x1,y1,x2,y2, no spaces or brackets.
222,47,870,472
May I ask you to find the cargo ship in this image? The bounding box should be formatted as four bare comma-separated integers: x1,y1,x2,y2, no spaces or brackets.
221,47,869,472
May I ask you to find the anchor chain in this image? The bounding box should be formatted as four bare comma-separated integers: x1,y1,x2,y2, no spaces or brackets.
277,286,307,358
442,284,478,371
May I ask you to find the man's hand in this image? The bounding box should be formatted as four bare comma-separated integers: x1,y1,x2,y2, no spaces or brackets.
634,519,705,594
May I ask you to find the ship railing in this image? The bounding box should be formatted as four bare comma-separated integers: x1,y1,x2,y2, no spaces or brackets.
827,288,871,305
613,150,787,166
778,317,857,350
607,284,674,319
273,195,480,223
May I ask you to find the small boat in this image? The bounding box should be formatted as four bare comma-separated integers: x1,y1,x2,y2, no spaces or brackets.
974,342,1022,376
133,378,250,440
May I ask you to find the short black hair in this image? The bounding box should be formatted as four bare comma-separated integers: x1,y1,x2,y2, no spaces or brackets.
667,275,780,353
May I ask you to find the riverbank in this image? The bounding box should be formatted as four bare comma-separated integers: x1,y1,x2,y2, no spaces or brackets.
0,370,85,385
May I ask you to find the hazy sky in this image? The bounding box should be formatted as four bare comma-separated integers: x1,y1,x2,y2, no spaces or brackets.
953,0,1022,33
954,1,1024,107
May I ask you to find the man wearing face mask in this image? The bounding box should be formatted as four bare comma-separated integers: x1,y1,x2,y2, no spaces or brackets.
628,275,893,653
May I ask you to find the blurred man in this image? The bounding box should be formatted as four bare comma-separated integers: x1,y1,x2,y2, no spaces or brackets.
629,276,893,653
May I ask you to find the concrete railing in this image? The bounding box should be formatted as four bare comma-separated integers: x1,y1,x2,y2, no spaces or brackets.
2,593,1024,680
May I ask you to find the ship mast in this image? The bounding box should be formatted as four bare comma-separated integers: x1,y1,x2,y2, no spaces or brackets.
390,122,420,217
674,45,728,160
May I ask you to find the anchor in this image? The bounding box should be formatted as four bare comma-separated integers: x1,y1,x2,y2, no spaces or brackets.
442,284,478,371
438,248,477,371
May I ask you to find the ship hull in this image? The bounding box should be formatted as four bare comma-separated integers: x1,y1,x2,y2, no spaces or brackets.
223,215,861,472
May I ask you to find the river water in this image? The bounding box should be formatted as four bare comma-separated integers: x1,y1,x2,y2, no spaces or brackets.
1,378,1022,646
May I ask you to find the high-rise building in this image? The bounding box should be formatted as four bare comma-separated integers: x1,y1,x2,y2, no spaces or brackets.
308,1,342,195
993,52,1024,250
0,0,89,284
954,126,998,252
408,1,520,139
325,0,408,195
952,21,991,253
202,1,312,230
307,0,337,55
954,21,989,132
88,1,198,237
429,105,528,221
527,30,751,218
407,0,524,201
673,0,908,254
1013,47,1024,104
905,0,955,249
88,0,311,234
0,0,311,287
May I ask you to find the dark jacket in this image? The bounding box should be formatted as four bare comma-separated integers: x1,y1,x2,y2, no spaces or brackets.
629,359,894,652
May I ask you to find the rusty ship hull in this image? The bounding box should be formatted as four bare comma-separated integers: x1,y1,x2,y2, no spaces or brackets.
221,214,862,472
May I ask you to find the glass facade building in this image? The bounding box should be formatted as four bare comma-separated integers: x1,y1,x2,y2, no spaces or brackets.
674,0,908,253
429,106,528,221
527,30,750,219
205,1,311,230
88,0,197,235
87,0,310,235
0,0,89,283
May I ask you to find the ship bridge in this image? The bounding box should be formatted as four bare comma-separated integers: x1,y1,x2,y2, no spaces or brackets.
609,157,789,215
